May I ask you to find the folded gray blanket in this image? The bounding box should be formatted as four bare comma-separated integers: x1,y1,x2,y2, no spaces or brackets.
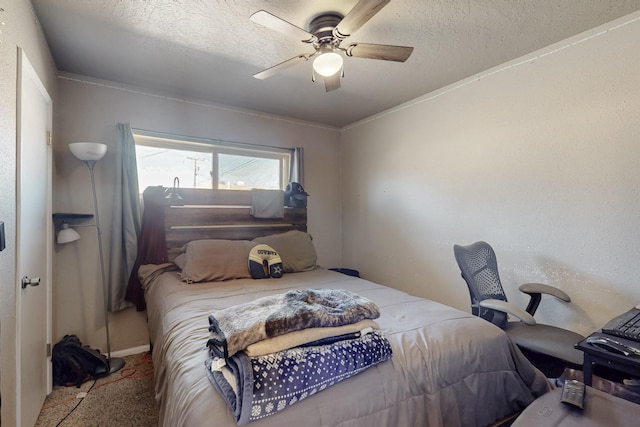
207,288,380,359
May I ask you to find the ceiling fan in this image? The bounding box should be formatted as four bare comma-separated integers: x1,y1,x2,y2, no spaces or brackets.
250,0,414,92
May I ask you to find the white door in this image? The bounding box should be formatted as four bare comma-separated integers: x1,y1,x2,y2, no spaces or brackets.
16,48,53,427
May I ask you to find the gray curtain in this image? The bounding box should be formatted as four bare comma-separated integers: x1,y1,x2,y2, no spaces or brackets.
290,147,304,185
109,123,142,311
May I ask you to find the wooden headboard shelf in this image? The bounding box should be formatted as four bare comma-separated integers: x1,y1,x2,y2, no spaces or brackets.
161,187,307,259
126,186,308,310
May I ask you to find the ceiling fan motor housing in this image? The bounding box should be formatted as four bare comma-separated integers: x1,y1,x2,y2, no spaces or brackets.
308,13,344,45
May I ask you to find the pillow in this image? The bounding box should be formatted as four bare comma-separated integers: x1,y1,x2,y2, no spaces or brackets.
173,253,186,270
176,239,254,283
252,230,317,273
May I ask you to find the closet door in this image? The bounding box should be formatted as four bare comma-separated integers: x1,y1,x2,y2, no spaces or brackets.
16,47,52,427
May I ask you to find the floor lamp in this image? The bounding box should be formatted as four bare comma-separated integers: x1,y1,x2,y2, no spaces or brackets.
60,142,125,374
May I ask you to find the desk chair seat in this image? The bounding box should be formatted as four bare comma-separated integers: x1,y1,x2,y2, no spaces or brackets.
454,241,584,376
505,322,584,367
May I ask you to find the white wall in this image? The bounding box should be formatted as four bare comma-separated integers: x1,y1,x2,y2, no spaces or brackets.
0,1,58,424
340,12,640,337
53,76,342,352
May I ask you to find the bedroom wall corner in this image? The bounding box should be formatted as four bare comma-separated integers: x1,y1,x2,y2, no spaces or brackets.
339,11,640,337
52,76,342,353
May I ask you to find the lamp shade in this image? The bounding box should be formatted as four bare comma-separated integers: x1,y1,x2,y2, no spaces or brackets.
57,223,81,244
69,142,107,161
313,52,343,77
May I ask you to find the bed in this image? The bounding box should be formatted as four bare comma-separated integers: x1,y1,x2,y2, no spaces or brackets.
127,186,550,427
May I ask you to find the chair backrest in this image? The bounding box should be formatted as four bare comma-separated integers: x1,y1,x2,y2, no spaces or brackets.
453,241,508,328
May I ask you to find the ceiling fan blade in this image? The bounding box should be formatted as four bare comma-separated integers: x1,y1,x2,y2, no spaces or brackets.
254,54,309,80
345,43,414,62
323,73,341,92
334,0,390,38
250,10,316,42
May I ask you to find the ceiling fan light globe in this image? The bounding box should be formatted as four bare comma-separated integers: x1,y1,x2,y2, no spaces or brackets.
313,52,343,77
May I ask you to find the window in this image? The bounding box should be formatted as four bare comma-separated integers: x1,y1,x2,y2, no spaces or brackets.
134,133,291,192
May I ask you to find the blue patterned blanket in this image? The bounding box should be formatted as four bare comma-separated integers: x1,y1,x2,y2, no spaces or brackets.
205,330,392,425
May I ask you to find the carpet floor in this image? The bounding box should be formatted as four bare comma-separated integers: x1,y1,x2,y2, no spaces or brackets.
35,352,158,427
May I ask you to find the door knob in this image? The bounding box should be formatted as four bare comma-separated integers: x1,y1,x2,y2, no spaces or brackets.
21,276,40,289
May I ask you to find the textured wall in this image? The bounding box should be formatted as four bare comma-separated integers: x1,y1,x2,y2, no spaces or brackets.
340,12,640,337
52,76,342,352
0,0,57,424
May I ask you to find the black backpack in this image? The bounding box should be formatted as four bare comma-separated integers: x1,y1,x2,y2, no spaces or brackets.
52,334,109,387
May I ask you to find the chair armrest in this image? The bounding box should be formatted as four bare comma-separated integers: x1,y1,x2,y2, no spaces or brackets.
479,299,537,326
519,283,571,302
518,282,571,316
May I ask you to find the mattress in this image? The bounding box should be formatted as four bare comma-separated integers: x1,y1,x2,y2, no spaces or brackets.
143,267,550,427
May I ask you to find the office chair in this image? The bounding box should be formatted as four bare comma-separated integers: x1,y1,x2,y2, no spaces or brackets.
453,241,584,377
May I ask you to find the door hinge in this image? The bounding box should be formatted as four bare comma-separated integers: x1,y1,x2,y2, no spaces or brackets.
46,342,52,357
47,131,52,146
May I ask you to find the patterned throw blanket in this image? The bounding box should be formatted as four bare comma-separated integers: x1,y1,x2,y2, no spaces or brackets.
206,330,392,425
207,288,380,359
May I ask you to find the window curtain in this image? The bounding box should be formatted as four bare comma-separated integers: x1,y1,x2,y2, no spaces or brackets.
108,123,142,311
289,147,304,185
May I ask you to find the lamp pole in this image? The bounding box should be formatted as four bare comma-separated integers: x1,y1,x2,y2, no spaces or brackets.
85,160,125,373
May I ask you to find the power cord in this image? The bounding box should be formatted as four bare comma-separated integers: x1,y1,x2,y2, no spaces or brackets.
41,352,154,426
54,380,96,427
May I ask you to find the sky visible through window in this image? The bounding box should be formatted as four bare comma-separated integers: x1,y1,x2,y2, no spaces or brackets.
136,145,281,191
218,153,280,190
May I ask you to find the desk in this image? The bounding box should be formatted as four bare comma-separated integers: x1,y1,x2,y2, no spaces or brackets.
575,332,640,386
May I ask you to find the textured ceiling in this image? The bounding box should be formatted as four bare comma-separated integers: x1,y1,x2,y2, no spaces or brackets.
31,0,640,128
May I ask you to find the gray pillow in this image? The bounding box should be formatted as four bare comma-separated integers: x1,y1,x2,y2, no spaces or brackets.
176,239,254,283
252,231,317,273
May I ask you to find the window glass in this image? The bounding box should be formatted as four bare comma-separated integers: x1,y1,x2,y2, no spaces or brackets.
218,153,282,190
136,144,213,190
134,133,290,192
